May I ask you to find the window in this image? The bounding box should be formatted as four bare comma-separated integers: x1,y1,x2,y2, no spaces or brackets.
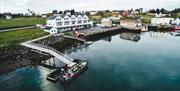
56,18,61,21
78,20,82,24
64,18,69,20
84,17,87,19
83,20,87,23
72,21,76,24
56,22,62,26
64,21,69,25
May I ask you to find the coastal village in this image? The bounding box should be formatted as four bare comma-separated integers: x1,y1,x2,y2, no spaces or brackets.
0,6,180,91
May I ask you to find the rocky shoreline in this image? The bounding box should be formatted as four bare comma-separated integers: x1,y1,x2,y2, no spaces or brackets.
0,29,138,75
0,35,83,75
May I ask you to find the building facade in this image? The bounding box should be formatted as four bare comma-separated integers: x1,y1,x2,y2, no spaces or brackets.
151,18,174,25
101,18,112,27
44,14,92,34
120,18,142,28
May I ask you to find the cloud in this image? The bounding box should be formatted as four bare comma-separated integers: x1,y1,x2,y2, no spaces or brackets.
0,0,179,13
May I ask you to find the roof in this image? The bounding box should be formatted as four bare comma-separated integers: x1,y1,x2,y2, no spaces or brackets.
134,16,142,19
48,13,86,20
47,16,57,20
44,27,53,30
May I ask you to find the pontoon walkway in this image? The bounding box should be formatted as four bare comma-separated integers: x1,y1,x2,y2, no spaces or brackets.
20,35,75,64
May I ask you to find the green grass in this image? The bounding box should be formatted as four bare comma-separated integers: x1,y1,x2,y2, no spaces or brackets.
174,13,180,18
0,17,46,30
137,13,154,23
64,31,73,36
89,15,102,21
89,13,112,21
0,29,49,48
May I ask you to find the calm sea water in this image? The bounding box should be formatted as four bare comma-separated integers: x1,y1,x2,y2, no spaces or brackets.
0,32,180,91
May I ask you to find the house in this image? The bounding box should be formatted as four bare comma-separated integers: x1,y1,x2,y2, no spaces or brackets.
5,15,12,19
101,18,112,27
111,12,120,17
90,11,97,15
155,12,170,18
151,18,174,25
174,18,180,26
120,18,142,28
44,14,92,34
41,14,47,18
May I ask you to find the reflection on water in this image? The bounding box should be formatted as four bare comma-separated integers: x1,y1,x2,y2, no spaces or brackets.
101,36,112,42
0,32,180,91
120,33,141,42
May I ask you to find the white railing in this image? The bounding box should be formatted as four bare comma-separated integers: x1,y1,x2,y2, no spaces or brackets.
29,43,74,61
21,42,74,64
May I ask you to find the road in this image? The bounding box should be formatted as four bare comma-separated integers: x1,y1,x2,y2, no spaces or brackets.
0,26,36,33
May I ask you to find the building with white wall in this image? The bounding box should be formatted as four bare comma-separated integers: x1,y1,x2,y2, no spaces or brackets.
101,18,112,27
174,18,180,26
151,18,174,25
5,15,12,19
44,14,92,34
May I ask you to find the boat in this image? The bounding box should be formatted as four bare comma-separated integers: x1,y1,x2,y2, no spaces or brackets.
171,31,180,36
173,26,180,31
148,24,158,31
46,59,87,83
85,41,93,45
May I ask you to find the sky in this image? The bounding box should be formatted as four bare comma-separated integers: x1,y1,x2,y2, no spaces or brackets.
0,0,180,14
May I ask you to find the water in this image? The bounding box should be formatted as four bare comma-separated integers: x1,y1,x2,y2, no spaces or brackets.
0,32,180,91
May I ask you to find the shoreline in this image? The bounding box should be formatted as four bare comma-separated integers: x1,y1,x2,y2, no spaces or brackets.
0,26,174,75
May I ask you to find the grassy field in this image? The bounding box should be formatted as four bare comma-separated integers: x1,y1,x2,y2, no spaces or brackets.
0,29,49,48
0,17,46,30
137,13,154,23
89,15,102,21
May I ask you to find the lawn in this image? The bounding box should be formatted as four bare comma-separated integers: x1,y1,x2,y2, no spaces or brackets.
89,15,102,21
0,17,46,30
137,13,154,23
0,29,49,48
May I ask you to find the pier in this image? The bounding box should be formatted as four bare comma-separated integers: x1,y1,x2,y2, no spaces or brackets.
64,35,86,43
20,35,75,65
79,26,122,36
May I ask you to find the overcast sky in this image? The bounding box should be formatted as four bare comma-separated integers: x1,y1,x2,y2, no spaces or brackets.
0,0,180,14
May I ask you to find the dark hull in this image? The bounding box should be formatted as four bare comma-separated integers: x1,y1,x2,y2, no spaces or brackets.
46,59,87,83
148,25,158,31
59,65,88,83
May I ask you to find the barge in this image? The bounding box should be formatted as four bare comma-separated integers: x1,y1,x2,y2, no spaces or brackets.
148,24,158,31
46,59,87,83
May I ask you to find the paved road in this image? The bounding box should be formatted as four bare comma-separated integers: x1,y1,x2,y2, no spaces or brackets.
0,26,36,33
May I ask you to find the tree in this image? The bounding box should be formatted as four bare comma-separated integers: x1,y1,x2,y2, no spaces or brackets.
160,8,167,14
148,9,156,13
156,8,160,14
59,11,62,14
70,9,75,15
52,10,58,14
85,11,90,16
140,8,143,13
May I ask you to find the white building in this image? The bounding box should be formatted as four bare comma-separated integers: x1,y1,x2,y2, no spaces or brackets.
5,15,12,19
174,18,180,26
155,12,170,18
101,18,112,27
41,14,47,18
90,11,97,15
151,18,174,25
44,14,92,34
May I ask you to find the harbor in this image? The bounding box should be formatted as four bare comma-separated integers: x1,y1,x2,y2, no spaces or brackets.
17,25,140,84
0,1,180,91
0,32,179,91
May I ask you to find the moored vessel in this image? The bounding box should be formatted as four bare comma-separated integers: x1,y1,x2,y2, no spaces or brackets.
46,59,87,83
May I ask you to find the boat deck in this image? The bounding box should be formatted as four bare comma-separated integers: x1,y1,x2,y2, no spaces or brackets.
46,59,86,82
